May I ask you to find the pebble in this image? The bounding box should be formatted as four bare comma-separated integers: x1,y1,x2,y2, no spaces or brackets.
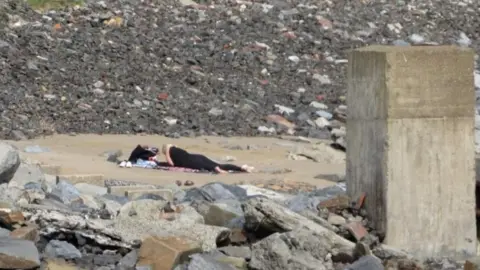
258,126,275,133
93,81,105,88
24,145,50,153
288,56,300,63
315,110,333,120
314,117,330,128
408,34,425,44
164,117,178,126
208,108,223,117
312,74,332,85
392,39,410,46
93,88,105,95
309,101,328,110
328,213,347,226
274,104,295,115
457,32,472,47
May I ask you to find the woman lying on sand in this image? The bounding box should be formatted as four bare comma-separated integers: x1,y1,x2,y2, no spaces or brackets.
121,144,254,174
162,144,254,174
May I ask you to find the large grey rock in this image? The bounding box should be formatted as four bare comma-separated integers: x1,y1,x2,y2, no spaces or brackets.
0,227,10,237
164,184,187,202
190,200,242,227
34,198,72,211
9,162,46,189
285,185,346,213
28,211,134,249
116,249,138,270
75,183,108,196
96,195,122,218
102,193,130,205
242,197,353,252
117,199,168,219
48,180,81,204
345,256,383,270
0,183,23,205
112,200,227,251
0,238,41,269
16,182,46,204
187,254,238,270
184,182,248,202
0,143,20,184
44,240,82,259
249,229,334,270
78,194,104,210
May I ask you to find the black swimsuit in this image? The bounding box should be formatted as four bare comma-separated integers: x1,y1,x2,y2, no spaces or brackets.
169,146,244,172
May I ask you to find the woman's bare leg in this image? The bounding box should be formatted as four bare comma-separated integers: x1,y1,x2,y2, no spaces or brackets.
215,166,229,174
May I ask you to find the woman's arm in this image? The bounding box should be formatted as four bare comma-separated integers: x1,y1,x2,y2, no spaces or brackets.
164,144,174,166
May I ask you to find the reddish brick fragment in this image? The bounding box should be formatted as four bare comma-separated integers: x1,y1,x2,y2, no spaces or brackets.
354,192,366,210
157,93,169,101
346,221,368,241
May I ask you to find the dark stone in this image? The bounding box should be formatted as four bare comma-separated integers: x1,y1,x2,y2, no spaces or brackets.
44,240,82,260
75,233,87,246
285,185,346,213
345,255,383,270
116,249,138,270
190,200,242,227
94,254,123,266
48,180,81,204
184,182,247,202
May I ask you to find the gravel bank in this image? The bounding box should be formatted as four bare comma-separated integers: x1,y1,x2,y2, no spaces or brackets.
0,0,479,140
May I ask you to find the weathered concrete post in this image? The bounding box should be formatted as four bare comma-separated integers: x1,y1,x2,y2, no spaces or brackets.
346,45,476,259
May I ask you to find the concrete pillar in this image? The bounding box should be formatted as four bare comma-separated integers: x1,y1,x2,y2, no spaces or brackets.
346,45,476,259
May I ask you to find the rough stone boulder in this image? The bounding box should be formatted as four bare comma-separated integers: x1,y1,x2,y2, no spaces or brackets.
242,197,354,253
186,253,247,270
0,238,40,269
28,210,134,249
8,162,47,190
0,143,20,184
113,199,229,251
249,228,336,270
190,200,243,228
136,236,202,269
345,255,383,270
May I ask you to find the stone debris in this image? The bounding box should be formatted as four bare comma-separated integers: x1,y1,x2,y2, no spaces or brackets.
0,142,471,269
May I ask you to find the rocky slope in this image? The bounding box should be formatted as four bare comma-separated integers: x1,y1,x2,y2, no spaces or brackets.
0,0,479,141
0,142,468,269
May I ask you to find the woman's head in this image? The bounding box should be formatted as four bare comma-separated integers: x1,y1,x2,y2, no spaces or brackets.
148,147,159,154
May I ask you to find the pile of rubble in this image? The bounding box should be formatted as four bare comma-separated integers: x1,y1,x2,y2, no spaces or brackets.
0,142,472,269
0,0,479,143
